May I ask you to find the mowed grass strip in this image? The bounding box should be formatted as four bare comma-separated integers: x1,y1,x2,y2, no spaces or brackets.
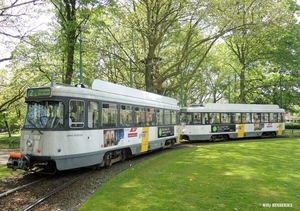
81,139,299,210
0,166,23,179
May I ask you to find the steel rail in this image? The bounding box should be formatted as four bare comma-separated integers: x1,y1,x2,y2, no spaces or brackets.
0,177,48,198
21,170,93,211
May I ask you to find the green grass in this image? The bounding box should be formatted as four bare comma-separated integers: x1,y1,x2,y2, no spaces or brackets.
79,138,300,211
0,165,23,179
0,133,20,149
0,133,23,178
285,129,300,136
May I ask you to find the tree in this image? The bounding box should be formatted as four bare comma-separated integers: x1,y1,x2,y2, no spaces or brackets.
0,0,48,64
85,0,254,102
0,69,26,136
222,0,298,104
49,0,111,84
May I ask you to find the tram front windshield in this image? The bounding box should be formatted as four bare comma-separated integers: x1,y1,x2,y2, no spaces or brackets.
24,101,64,129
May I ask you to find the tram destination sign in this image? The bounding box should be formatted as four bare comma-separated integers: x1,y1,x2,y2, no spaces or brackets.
27,88,51,98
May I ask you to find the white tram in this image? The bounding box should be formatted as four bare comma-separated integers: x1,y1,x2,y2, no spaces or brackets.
180,103,285,142
7,80,180,172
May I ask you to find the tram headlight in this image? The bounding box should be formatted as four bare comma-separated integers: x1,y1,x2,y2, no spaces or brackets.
26,139,33,147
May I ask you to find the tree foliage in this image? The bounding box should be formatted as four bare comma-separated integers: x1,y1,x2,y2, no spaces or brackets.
222,0,299,104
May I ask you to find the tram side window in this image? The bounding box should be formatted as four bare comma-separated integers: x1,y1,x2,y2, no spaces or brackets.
232,113,241,123
242,113,251,123
270,113,277,123
120,105,133,126
193,113,201,124
146,108,155,125
254,113,261,123
156,109,164,125
262,113,269,123
220,113,230,124
171,110,178,125
135,106,145,126
88,101,99,128
274,113,280,122
202,113,209,124
102,103,118,127
164,110,171,125
185,113,193,125
69,100,84,128
280,113,284,122
210,112,220,124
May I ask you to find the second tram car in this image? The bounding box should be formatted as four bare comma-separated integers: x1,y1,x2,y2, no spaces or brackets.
180,103,285,142
7,79,180,172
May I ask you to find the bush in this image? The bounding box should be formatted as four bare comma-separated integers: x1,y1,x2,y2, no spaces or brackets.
285,123,300,129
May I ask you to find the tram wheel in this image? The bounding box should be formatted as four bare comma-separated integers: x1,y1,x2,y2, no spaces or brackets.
170,139,175,148
121,150,126,162
210,136,216,142
104,154,112,167
105,158,112,167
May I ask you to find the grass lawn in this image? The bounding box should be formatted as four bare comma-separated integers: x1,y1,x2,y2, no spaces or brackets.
0,165,23,179
0,133,22,178
285,128,300,137
79,138,300,211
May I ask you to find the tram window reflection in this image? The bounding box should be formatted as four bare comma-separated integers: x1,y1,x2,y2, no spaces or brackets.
135,106,145,126
171,110,178,125
146,108,155,125
69,100,84,128
102,103,118,127
164,110,171,125
156,109,163,125
88,101,99,128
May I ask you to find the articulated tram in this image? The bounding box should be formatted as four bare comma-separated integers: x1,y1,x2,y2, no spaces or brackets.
7,80,180,172
180,103,285,142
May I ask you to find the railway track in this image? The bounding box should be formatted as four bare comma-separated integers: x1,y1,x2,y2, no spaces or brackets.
21,170,93,211
0,148,168,211
0,169,93,211
0,146,173,210
0,177,48,199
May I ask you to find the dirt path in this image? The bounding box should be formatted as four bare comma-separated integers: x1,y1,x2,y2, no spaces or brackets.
0,149,17,166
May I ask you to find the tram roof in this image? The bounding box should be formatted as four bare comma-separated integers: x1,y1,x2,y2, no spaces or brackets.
183,103,285,113
26,80,179,110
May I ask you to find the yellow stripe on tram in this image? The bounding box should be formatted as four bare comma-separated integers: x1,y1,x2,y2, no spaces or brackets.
237,124,245,138
177,125,181,143
278,123,283,135
141,127,149,153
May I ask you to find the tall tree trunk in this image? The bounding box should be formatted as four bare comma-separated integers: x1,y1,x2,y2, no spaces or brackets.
239,68,246,103
4,120,11,138
144,46,156,93
61,0,77,84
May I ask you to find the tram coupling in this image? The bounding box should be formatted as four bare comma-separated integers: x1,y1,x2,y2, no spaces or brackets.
7,152,30,171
